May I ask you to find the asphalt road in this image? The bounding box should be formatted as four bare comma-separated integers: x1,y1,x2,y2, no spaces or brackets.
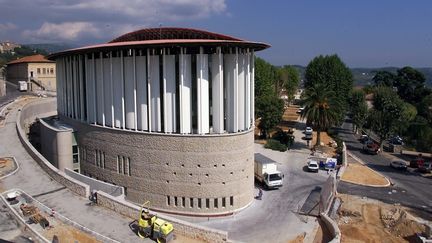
0,80,21,107
337,119,432,215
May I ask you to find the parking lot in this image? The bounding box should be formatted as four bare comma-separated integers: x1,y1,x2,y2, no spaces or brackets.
178,128,331,243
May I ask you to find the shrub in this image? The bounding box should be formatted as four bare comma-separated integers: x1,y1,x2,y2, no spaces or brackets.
272,129,295,148
264,139,288,152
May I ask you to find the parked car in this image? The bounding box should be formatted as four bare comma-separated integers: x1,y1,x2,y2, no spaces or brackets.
305,127,313,135
297,107,305,114
388,136,403,145
359,135,369,144
362,140,379,155
307,160,319,173
410,158,424,168
390,160,407,170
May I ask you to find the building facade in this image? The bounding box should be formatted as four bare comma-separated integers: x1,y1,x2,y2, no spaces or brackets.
6,54,56,91
49,28,269,215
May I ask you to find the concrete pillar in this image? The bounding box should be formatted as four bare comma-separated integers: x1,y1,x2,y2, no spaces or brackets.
150,52,161,132
121,51,126,129
245,49,251,129
124,53,136,130
224,50,238,133
136,51,148,131
163,49,176,133
251,51,255,127
79,55,85,121
103,53,112,127
85,54,96,124
96,52,105,126
237,51,246,131
112,52,123,128
197,47,209,134
109,52,114,128
179,48,192,134
147,49,152,132
211,47,224,134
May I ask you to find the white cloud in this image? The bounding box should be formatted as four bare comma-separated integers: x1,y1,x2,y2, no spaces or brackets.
0,23,17,32
23,22,102,42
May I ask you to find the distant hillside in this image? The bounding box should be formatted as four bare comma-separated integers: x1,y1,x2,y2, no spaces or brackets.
291,65,432,88
24,43,75,54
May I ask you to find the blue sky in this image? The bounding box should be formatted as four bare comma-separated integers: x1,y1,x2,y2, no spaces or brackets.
0,0,431,67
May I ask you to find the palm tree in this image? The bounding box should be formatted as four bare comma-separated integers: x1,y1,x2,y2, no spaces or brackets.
301,83,341,146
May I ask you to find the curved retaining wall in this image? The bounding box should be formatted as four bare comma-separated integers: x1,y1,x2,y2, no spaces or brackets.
16,98,90,198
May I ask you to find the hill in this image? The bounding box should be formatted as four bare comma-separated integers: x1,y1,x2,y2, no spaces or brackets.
24,43,75,54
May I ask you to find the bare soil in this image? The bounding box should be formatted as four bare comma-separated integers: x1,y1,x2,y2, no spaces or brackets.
0,157,16,177
287,232,305,243
41,216,101,243
341,155,389,186
337,194,428,243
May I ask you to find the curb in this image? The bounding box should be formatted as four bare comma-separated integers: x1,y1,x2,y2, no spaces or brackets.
345,151,391,187
0,156,20,180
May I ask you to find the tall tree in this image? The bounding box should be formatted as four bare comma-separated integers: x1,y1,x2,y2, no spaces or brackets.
277,65,300,104
256,95,284,138
304,54,353,124
301,83,341,146
350,90,368,134
255,57,276,101
394,66,427,104
372,71,396,87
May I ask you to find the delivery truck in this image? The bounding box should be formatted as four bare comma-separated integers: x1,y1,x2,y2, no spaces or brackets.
254,153,284,189
18,81,28,92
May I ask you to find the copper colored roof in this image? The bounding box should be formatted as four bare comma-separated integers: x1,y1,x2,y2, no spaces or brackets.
7,54,54,65
49,27,270,59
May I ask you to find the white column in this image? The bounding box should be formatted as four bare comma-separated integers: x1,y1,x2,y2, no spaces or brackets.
251,51,255,127
121,51,126,129
197,47,209,134
179,48,192,134
73,56,78,119
109,52,114,128
238,51,246,131
124,53,136,130
96,52,105,126
211,47,224,133
136,51,148,131
84,56,90,123
133,50,138,131
147,49,152,132
86,54,96,123
112,52,122,128
92,53,97,123
150,51,161,132
224,50,238,133
163,49,176,133
245,49,251,129
103,54,112,127
79,55,85,121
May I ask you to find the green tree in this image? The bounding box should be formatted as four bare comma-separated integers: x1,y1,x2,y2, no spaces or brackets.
277,65,300,104
304,54,353,124
349,90,368,134
256,95,284,138
372,71,396,87
418,94,432,124
301,83,341,146
255,57,276,101
394,66,427,104
369,87,404,148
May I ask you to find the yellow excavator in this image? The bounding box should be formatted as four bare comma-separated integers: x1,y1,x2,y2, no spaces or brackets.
137,201,174,243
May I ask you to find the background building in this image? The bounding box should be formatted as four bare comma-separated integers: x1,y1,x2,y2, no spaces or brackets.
48,27,269,215
6,54,56,91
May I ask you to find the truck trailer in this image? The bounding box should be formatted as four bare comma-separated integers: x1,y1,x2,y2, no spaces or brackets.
254,153,284,189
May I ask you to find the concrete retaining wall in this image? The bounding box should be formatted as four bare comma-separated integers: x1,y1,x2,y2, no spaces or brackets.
16,98,90,198
97,191,228,243
320,213,341,243
65,168,124,197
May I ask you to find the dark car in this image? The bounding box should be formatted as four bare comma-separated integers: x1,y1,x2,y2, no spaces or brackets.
362,141,379,155
359,135,369,144
418,162,431,173
390,160,407,170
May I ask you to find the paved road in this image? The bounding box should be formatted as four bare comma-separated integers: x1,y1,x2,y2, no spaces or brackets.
0,80,21,107
337,119,432,215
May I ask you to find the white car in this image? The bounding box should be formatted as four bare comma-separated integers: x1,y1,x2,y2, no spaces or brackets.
307,160,319,173
305,127,313,135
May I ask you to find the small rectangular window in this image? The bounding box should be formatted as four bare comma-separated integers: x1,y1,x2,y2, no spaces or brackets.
37,68,41,74
95,149,98,166
230,196,234,206
174,196,178,207
102,152,105,169
198,198,202,209
214,198,218,208
122,156,126,175
127,157,131,176
116,156,120,173
50,68,54,74
206,198,210,209
222,197,226,207
167,196,170,206
43,68,46,74
190,198,194,208
182,197,185,207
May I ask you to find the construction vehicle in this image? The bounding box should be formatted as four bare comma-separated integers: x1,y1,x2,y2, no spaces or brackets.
137,201,174,243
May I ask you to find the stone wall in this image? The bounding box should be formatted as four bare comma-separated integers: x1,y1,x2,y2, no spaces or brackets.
62,115,254,215
65,168,124,197
16,98,90,198
96,191,228,243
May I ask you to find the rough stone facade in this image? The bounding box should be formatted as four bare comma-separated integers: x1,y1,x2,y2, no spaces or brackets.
62,115,254,215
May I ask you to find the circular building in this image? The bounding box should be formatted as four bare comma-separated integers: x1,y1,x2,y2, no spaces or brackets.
49,27,269,215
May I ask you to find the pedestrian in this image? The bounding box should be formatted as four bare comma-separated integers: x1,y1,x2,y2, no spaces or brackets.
257,188,263,200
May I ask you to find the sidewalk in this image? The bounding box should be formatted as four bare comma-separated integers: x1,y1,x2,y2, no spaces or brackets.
0,98,149,242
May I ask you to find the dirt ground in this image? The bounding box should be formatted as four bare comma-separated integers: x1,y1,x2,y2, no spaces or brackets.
172,234,205,243
341,155,389,186
287,232,305,243
0,157,16,177
41,215,101,243
337,194,429,243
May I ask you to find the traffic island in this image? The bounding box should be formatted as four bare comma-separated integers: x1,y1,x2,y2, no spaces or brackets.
341,154,390,187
